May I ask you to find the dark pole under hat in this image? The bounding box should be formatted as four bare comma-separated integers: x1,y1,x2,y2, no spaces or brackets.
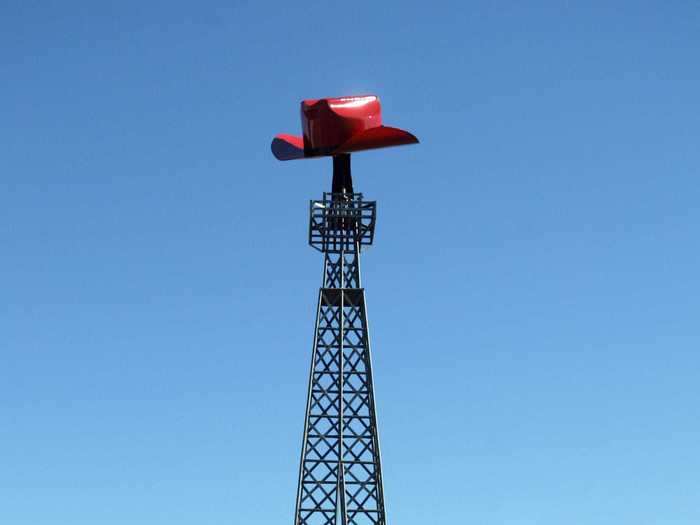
332,154,353,196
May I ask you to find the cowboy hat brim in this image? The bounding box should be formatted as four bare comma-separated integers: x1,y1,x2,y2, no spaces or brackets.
271,126,419,161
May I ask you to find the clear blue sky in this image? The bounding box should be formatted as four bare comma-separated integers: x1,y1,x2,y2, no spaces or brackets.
2,2,699,524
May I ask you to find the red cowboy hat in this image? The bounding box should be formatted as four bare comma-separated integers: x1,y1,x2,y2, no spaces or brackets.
271,95,418,161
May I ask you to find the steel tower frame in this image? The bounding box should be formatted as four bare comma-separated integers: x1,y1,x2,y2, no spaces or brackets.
294,155,386,525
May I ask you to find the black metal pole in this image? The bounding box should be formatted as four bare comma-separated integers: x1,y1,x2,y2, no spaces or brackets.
332,154,353,196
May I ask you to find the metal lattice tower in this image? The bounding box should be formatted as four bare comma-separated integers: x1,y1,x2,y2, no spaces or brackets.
295,155,386,525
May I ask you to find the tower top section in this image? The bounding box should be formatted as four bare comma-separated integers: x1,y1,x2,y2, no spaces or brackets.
271,94,419,161
309,192,376,253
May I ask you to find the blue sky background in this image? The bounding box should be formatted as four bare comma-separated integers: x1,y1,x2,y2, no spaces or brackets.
2,2,700,524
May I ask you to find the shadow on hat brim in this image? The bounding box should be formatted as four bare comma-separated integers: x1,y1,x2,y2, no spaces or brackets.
271,134,306,161
271,126,419,161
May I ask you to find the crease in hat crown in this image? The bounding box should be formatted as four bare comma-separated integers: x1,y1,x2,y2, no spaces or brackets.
271,94,418,161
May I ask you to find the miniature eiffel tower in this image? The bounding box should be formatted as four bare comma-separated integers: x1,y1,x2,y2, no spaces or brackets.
296,155,384,525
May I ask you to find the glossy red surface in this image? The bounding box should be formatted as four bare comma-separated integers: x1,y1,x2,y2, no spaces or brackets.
271,94,418,161
302,95,381,154
336,125,418,154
